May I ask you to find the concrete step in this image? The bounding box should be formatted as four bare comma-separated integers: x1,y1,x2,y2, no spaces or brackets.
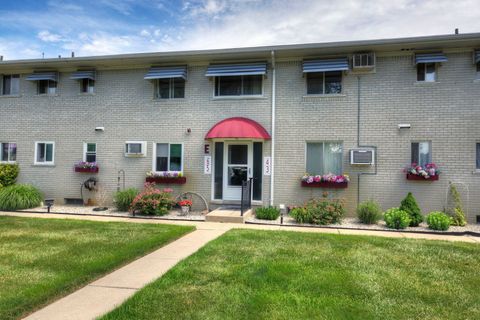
205,207,252,223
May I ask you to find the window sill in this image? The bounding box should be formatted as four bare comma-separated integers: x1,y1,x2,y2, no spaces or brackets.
473,170,480,174
0,94,21,98
78,92,95,96
35,94,59,97
33,163,55,167
413,81,438,85
0,161,17,164
212,96,266,101
473,79,480,83
302,94,346,98
152,98,186,102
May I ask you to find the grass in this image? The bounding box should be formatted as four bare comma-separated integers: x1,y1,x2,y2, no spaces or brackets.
102,229,480,320
0,216,194,320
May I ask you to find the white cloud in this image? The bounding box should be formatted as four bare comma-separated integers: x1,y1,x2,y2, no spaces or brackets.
37,30,64,43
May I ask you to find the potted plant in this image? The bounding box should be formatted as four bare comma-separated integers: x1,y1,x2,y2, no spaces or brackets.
404,163,440,181
145,171,186,184
74,162,99,173
178,199,192,215
301,173,349,188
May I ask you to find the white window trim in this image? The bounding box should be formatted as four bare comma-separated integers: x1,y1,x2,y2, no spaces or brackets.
304,141,344,175
0,142,17,163
83,142,97,162
213,75,264,98
125,141,147,157
305,71,343,95
34,141,55,165
152,142,184,173
417,63,437,82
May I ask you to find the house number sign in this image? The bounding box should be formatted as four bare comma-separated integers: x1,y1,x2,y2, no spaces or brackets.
264,156,271,176
204,156,212,174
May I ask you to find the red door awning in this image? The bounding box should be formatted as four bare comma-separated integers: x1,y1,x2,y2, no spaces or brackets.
205,117,271,140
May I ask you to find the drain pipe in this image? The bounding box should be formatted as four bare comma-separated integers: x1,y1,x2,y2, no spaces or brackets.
270,50,276,206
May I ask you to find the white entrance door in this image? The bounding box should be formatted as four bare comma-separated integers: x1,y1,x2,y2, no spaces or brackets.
223,142,253,201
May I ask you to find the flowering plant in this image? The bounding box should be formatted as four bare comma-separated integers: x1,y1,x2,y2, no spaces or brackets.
146,171,183,178
404,163,440,179
130,182,174,216
74,161,98,169
178,199,192,207
301,173,350,184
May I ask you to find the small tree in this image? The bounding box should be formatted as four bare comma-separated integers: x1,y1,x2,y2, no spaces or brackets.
399,192,423,227
446,184,467,226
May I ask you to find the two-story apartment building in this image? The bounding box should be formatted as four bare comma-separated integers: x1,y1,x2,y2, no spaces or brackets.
1,33,480,222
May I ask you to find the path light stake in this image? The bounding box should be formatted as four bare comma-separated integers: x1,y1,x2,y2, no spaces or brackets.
44,199,54,213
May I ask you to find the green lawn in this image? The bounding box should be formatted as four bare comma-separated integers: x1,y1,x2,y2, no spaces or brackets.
102,229,480,320
0,216,194,320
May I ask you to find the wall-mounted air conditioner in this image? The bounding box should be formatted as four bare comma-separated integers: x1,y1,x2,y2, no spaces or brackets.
350,148,375,165
125,141,147,157
352,52,376,69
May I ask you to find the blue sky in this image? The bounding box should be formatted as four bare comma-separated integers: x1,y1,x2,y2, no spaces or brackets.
1,0,479,60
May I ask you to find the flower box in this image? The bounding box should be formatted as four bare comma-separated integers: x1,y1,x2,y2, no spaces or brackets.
145,177,186,184
301,181,348,188
406,174,439,181
74,167,99,173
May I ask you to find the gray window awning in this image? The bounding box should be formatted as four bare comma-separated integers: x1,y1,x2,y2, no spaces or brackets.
415,53,448,64
70,71,95,80
475,50,480,64
302,58,349,73
25,72,58,81
144,66,187,80
205,62,267,77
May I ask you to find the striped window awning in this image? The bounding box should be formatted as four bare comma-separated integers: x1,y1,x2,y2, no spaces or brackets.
205,62,267,77
415,53,448,64
475,50,480,64
302,58,349,73
144,66,187,80
25,72,58,81
70,70,95,80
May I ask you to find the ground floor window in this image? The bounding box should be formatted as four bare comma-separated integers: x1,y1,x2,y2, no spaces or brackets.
83,143,97,162
0,142,16,162
476,142,480,170
306,142,343,175
154,143,183,172
35,141,54,165
411,141,431,167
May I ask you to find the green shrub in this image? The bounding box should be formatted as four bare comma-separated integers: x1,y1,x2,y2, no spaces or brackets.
289,207,311,224
130,183,174,216
290,198,345,225
0,184,42,210
255,206,280,220
0,163,19,188
114,188,138,212
399,192,423,226
384,208,411,229
357,200,382,224
446,184,467,226
426,211,452,231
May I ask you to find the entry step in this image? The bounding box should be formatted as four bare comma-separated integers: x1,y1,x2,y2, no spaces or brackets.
206,207,252,223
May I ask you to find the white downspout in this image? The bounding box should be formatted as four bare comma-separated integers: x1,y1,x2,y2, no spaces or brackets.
270,50,276,206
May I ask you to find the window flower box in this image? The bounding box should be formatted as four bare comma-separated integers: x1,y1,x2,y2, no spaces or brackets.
406,173,439,181
146,171,186,184
74,162,99,173
301,173,349,189
404,163,440,181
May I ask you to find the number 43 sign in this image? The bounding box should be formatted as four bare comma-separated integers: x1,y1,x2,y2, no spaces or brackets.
263,157,271,176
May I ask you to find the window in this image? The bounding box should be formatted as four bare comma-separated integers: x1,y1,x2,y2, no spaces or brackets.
34,142,55,165
154,143,183,172
214,75,262,96
411,142,431,167
1,75,20,96
306,142,343,175
83,143,97,162
306,71,342,95
0,142,16,162
476,62,480,80
38,80,57,95
155,78,185,99
417,63,436,82
125,141,146,157
476,143,480,170
81,79,94,93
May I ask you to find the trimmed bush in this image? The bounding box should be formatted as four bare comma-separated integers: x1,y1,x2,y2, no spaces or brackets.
130,183,174,216
114,188,139,212
290,198,345,225
426,211,451,231
384,208,411,229
399,192,423,227
446,184,467,226
255,206,280,220
0,163,19,188
0,184,42,210
357,200,382,224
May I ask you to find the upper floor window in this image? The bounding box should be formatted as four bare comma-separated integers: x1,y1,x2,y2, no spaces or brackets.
417,63,436,82
306,71,342,95
306,142,343,175
0,142,16,162
476,62,480,80
155,78,185,99
411,141,431,167
34,141,55,165
38,80,57,95
1,75,20,96
214,75,262,96
81,79,95,94
83,143,97,162
154,143,183,172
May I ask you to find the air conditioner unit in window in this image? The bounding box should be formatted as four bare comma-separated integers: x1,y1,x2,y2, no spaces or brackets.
350,148,375,165
125,141,147,157
352,52,376,69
